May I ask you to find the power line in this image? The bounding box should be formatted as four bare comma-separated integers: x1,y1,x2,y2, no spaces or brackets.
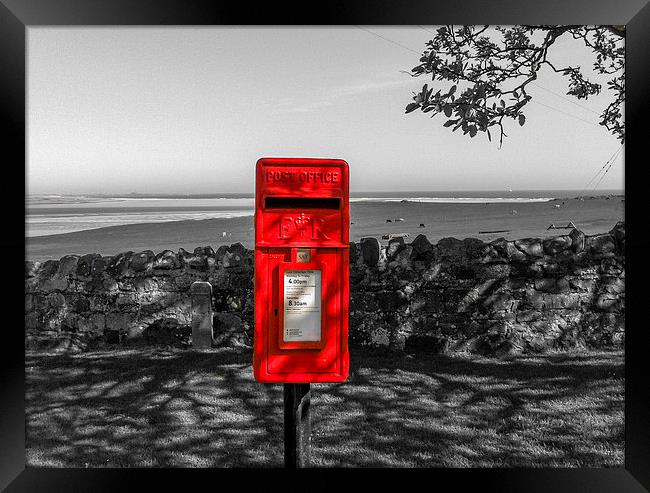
578,145,623,197
417,25,438,36
530,99,600,127
592,146,623,191
530,82,601,116
354,26,423,56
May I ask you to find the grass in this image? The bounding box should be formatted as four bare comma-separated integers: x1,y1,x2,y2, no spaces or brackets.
25,346,624,468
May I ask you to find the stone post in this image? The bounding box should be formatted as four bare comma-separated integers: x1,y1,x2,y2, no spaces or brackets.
191,281,213,349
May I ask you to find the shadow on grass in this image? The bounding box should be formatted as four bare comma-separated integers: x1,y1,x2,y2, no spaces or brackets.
25,347,624,468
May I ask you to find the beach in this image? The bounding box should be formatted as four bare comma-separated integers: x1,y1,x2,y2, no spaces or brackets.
26,195,624,261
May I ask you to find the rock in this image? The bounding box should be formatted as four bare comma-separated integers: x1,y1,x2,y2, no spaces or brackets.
186,253,209,271
376,290,408,311
106,252,133,277
57,255,80,277
602,277,625,294
369,325,390,346
194,246,215,257
25,261,41,278
388,245,413,270
91,256,109,277
153,250,181,270
105,312,131,332
569,279,596,292
436,237,465,260
222,251,243,269
482,291,517,312
516,310,542,323
543,235,572,255
514,238,544,257
40,260,60,278
90,313,105,332
360,237,380,266
474,263,510,280
544,293,582,310
213,312,249,347
586,234,617,257
490,238,527,262
174,274,195,289
130,250,155,272
569,229,585,253
541,261,569,277
47,292,66,308
377,247,388,272
410,234,434,261
387,237,405,260
76,254,100,277
42,277,69,292
595,294,618,311
215,245,229,262
462,237,487,259
228,243,248,256
25,294,34,312
124,325,146,342
534,277,570,294
73,296,91,312
610,221,625,250
494,340,523,357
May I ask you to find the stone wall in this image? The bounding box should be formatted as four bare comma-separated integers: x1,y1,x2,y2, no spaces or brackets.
25,245,255,351
25,222,625,355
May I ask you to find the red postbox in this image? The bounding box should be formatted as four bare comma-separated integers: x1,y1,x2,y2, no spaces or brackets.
253,157,350,383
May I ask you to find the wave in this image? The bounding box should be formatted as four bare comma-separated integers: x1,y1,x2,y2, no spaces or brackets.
26,210,253,237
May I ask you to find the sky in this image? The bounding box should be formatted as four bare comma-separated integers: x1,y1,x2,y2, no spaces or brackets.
27,26,625,194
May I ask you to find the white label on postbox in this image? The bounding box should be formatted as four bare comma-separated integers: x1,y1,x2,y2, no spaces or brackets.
283,270,321,342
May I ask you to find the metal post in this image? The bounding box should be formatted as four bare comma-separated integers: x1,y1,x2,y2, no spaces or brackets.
284,383,311,468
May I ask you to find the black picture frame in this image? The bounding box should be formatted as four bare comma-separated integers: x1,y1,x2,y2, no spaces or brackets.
3,1,648,490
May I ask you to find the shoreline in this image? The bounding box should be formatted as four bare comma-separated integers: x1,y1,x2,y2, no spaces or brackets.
26,196,624,261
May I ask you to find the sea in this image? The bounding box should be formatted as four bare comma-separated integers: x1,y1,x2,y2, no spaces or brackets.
26,190,623,238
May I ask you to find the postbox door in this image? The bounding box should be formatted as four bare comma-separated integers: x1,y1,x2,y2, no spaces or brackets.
266,248,341,375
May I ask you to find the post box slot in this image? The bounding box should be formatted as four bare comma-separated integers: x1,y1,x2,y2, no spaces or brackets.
264,197,340,210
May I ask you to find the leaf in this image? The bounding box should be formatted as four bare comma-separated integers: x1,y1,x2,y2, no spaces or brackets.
405,103,419,114
518,114,526,126
500,99,506,108
487,129,492,142
443,119,457,127
449,85,457,95
469,126,477,138
422,105,436,113
443,104,453,117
